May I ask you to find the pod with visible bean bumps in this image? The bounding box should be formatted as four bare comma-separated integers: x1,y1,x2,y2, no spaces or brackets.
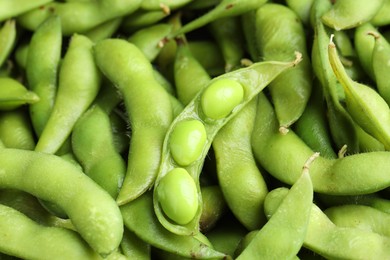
0,77,39,111
169,120,207,166
201,78,244,120
154,53,302,235
156,168,199,225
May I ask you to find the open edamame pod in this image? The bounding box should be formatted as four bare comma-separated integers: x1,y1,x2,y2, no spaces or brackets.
154,53,302,235
0,148,123,257
328,36,390,150
321,0,385,30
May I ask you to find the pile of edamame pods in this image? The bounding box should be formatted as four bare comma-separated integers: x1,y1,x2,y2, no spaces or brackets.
2,0,390,259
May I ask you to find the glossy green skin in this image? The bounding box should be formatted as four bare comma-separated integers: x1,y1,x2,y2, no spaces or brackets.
255,3,312,129
201,78,244,120
213,98,268,230
157,168,199,225
171,0,268,37
325,205,390,237
155,57,299,235
17,0,142,35
237,171,313,260
94,39,173,205
169,120,207,166
0,0,53,22
120,229,151,260
0,19,16,67
72,104,126,199
209,16,244,72
35,34,101,154
0,108,35,150
120,192,228,259
0,148,123,256
128,23,173,62
321,0,384,30
0,204,101,260
328,39,390,150
265,187,390,259
26,15,62,137
174,39,212,106
252,93,390,195
0,77,39,111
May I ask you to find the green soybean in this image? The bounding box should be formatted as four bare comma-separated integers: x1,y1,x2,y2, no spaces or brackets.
0,204,100,260
35,34,101,154
0,20,16,68
321,0,385,30
154,54,301,235
328,36,390,150
0,77,39,111
0,148,123,256
94,39,174,205
26,15,62,137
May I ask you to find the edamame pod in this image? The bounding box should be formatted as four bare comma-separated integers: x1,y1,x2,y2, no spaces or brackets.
140,0,193,11
213,98,268,230
321,0,385,30
252,92,390,195
0,77,39,111
154,53,302,235
35,34,101,154
0,204,100,259
0,148,123,256
236,161,313,259
120,192,228,259
354,23,378,80
120,9,169,34
120,229,151,260
0,0,53,22
26,15,62,137
199,185,227,232
285,0,314,25
0,20,16,67
255,3,312,131
84,17,123,43
328,36,390,150
94,39,174,205
371,0,390,26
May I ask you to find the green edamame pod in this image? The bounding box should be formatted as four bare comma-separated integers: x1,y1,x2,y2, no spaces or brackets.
185,0,221,10
17,0,142,35
174,37,211,106
120,9,169,34
188,40,225,76
236,161,313,260
35,34,101,154
120,192,228,260
26,15,62,137
285,0,314,25
294,84,337,159
321,0,385,30
265,187,390,259
140,0,193,11
154,53,302,235
255,3,312,131
0,77,39,111
0,20,16,68
324,204,390,237
14,42,29,70
0,0,53,22
0,108,35,150
240,10,259,62
252,92,390,195
328,37,390,150
170,0,268,38
311,1,360,153
370,31,390,106
0,148,123,256
0,204,100,259
213,98,268,230
371,0,390,26
128,23,173,62
94,39,174,205
354,23,378,80
208,16,245,72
